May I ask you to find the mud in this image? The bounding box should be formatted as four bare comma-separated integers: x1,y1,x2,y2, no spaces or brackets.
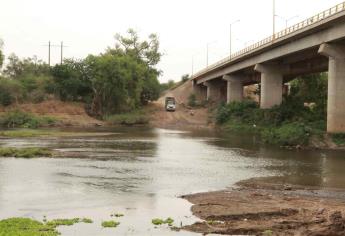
181,177,345,235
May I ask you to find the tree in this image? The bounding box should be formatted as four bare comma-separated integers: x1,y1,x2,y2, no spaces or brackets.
0,39,4,68
51,59,92,101
112,28,162,66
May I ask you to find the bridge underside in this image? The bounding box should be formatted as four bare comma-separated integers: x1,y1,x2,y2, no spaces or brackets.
193,42,345,133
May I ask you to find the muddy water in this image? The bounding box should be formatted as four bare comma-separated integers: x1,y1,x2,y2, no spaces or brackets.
0,127,345,235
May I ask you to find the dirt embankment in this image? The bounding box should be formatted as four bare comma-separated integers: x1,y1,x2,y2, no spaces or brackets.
150,80,211,130
182,177,345,236
0,100,103,127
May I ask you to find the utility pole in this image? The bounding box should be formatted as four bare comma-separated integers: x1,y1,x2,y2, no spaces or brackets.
229,20,240,60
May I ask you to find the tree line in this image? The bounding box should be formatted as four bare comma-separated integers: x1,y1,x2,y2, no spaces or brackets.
0,29,162,117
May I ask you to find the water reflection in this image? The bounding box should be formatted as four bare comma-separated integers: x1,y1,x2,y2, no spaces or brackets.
0,127,345,235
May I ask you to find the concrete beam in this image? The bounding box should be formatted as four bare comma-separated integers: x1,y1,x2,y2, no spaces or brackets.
222,75,243,103
319,43,345,133
196,20,345,84
255,64,284,109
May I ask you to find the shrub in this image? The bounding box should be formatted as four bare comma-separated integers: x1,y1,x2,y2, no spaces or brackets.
262,122,310,146
332,133,345,146
188,93,197,107
0,110,57,128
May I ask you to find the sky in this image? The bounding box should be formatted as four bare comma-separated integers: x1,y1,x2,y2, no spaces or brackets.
0,0,342,82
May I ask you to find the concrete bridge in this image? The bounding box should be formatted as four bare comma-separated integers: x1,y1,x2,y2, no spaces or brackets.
192,2,345,133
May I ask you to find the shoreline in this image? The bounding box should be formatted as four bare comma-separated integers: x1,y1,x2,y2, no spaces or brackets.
181,177,345,235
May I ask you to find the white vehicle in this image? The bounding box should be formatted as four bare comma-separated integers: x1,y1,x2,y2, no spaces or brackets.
165,97,176,112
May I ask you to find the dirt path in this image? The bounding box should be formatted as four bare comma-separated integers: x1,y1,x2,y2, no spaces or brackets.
150,80,211,130
181,177,345,236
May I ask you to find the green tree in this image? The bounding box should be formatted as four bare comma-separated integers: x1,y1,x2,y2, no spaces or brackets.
0,39,4,68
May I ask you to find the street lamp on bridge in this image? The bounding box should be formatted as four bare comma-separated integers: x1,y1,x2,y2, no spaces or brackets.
229,20,240,60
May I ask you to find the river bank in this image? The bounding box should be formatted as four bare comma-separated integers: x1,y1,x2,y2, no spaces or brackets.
182,177,345,235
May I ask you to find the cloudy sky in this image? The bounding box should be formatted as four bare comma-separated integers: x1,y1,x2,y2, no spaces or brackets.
0,0,342,82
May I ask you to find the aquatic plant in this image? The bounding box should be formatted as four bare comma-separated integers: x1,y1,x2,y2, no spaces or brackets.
46,218,80,227
101,220,120,228
114,213,124,217
151,217,174,226
0,147,52,158
0,218,59,236
81,218,93,223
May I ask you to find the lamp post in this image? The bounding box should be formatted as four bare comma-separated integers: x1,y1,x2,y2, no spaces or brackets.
275,14,299,28
273,0,276,40
206,41,216,67
230,20,240,60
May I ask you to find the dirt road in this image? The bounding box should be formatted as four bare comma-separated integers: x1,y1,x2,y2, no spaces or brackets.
150,80,210,129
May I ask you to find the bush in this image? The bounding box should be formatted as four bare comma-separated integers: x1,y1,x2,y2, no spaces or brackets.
105,111,149,126
262,122,310,146
188,94,197,107
216,100,258,124
0,110,57,128
332,133,345,146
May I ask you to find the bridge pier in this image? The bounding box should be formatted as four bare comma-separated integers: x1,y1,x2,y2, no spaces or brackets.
223,75,243,103
203,80,226,102
319,43,345,133
192,80,207,101
254,64,286,109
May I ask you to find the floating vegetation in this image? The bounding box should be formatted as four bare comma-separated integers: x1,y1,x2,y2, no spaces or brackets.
0,147,53,158
101,220,120,228
81,218,93,223
46,218,81,227
151,217,174,226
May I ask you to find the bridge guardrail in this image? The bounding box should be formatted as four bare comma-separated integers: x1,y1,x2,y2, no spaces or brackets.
193,1,345,79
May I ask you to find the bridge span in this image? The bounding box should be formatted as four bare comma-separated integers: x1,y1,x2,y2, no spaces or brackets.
192,2,345,133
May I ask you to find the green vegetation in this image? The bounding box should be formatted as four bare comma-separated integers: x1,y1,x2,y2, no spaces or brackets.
0,217,93,236
151,217,174,226
46,218,80,227
0,110,57,128
0,218,58,236
263,229,273,236
216,73,330,147
0,147,52,158
105,110,149,125
101,220,120,228
81,218,93,224
113,213,124,217
188,94,197,107
332,133,345,146
0,30,163,124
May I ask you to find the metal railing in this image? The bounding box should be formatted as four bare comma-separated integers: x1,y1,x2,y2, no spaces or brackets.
193,1,345,79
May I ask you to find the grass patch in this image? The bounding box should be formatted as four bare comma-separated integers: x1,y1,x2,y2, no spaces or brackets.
0,147,52,158
151,217,174,226
0,110,58,128
105,110,149,126
332,133,345,146
101,220,120,228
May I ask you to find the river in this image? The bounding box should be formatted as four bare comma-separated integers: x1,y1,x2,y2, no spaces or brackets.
0,127,345,235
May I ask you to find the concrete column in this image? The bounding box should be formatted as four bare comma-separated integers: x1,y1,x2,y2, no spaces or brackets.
254,64,286,109
192,80,207,101
222,75,243,103
319,43,345,133
203,81,221,102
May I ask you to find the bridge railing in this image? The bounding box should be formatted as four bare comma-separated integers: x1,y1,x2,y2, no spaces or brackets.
193,1,345,79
